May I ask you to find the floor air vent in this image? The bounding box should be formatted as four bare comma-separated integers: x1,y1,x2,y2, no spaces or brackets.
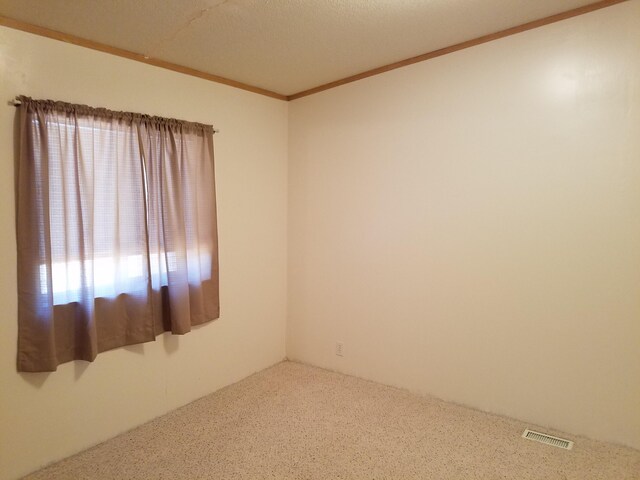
522,429,573,450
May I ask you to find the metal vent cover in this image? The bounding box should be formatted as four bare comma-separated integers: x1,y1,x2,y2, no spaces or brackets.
522,429,574,450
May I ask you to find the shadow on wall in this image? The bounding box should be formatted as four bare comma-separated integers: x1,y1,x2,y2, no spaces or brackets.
19,371,49,388
162,332,179,355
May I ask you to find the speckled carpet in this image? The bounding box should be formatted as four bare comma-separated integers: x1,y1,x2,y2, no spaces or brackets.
23,361,640,479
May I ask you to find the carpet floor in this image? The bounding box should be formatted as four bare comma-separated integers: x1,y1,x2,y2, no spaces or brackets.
23,361,640,479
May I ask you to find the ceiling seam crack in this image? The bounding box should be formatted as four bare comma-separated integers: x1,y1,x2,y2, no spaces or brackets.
145,0,231,58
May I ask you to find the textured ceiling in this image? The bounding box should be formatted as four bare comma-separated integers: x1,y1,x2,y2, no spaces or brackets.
0,0,602,96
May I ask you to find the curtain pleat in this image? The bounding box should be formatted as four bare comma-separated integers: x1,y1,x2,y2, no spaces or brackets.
16,97,219,372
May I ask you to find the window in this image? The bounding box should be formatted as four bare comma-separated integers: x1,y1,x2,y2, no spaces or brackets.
16,96,219,372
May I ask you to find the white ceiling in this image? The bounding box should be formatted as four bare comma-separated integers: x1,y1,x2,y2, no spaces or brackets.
0,0,602,96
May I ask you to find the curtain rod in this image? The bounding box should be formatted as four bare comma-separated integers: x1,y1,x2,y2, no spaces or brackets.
8,97,220,133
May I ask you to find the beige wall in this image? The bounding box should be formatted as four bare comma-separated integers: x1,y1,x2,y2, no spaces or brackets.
0,28,288,480
288,1,640,450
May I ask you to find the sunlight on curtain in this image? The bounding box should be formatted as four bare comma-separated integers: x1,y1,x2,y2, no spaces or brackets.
16,97,219,372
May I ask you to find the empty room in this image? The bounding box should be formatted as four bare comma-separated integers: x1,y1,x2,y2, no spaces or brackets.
0,0,639,478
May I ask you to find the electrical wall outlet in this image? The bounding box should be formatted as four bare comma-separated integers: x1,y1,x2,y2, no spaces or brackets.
335,342,344,356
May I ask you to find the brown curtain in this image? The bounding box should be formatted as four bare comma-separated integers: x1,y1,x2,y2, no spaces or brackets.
16,96,219,372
